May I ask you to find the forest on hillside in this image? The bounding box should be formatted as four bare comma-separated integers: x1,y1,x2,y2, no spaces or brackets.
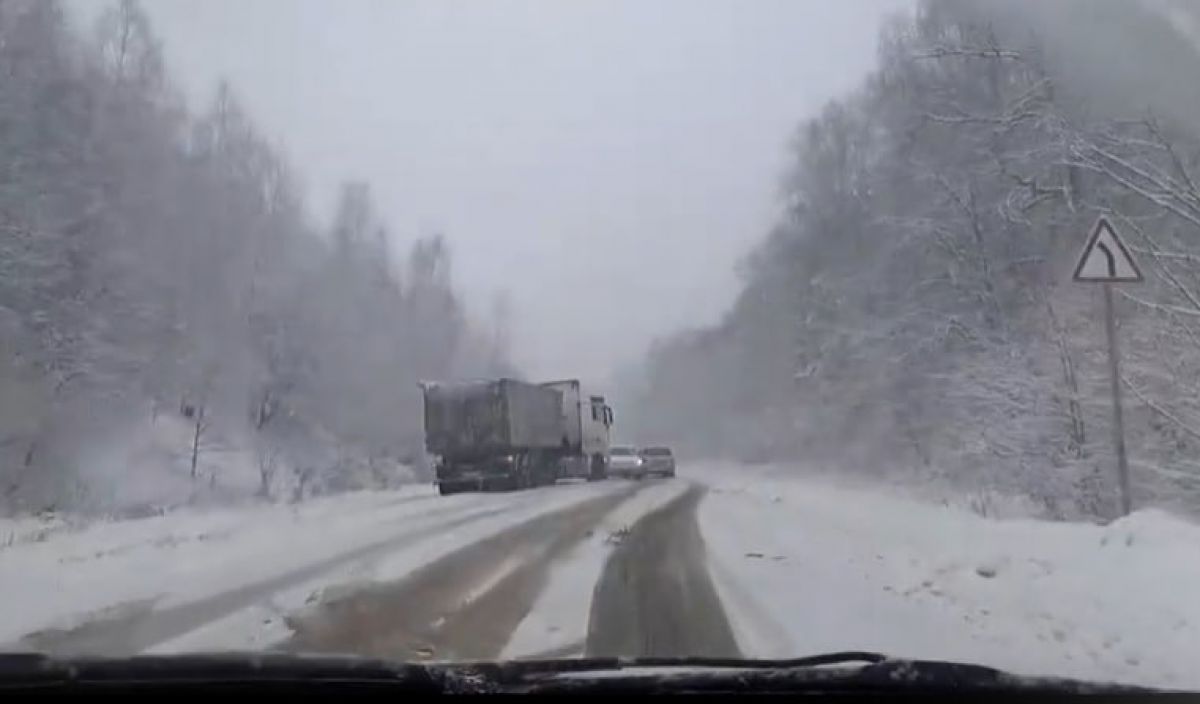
630,0,1200,520
0,1,511,515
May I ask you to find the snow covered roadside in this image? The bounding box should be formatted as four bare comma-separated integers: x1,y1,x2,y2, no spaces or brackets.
500,479,692,659
0,481,623,650
689,462,1200,689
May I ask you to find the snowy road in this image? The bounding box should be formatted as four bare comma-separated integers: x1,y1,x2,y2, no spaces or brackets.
4,464,1200,689
1,477,697,661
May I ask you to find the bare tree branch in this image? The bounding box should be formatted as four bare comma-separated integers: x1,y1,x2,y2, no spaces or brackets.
1123,375,1200,442
913,46,1024,61
1119,290,1200,317
1114,213,1200,314
1128,248,1200,265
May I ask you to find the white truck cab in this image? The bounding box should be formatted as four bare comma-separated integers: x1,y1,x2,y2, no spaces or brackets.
540,379,613,480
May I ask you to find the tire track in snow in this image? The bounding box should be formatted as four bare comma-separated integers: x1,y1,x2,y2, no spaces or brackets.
498,478,691,659
17,488,585,656
280,482,647,661
586,484,740,658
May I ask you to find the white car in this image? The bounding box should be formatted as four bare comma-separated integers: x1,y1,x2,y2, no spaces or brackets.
607,446,647,479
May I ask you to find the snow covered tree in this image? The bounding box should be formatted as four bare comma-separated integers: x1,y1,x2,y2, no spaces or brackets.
630,0,1200,519
0,1,511,513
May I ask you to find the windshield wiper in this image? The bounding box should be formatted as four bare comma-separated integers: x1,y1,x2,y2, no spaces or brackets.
499,650,888,674
474,653,1151,694
0,651,1156,695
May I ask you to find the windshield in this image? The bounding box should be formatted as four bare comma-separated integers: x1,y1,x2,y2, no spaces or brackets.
1,0,1197,693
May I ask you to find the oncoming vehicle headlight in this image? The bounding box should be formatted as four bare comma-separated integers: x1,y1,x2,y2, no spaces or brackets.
501,454,516,464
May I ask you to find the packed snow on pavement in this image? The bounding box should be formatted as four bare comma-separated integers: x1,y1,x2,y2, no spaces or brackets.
152,480,689,655
500,480,691,659
689,462,1200,689
0,480,625,650
0,477,695,657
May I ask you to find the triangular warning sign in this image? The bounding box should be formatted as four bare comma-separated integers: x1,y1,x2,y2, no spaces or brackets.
1073,217,1143,283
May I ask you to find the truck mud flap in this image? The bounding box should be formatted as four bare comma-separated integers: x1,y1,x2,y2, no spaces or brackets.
438,480,469,496
438,476,521,495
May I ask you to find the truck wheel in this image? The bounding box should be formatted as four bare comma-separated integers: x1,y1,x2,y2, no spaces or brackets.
531,456,556,487
587,454,607,482
513,455,533,491
488,476,517,492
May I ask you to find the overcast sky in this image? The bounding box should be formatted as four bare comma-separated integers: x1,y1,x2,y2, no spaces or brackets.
71,0,909,386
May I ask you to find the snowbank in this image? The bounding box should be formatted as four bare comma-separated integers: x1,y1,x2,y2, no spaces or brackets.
22,413,421,518
689,462,1200,689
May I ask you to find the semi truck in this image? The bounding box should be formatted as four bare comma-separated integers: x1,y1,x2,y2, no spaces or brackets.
421,378,612,495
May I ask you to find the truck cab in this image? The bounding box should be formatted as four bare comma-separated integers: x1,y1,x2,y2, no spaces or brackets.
539,380,613,481
585,394,613,456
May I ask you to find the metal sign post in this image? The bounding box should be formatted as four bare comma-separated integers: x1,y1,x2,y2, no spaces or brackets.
1101,283,1131,516
1073,216,1142,516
